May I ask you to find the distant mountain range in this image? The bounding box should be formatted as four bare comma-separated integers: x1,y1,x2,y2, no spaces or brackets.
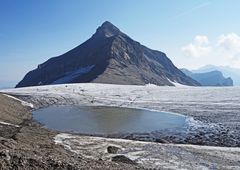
181,68,233,86
16,21,199,88
191,65,240,86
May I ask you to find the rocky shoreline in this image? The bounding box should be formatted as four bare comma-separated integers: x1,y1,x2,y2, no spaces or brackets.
0,94,141,169
3,84,240,148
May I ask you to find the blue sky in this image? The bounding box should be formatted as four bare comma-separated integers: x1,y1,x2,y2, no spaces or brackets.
1,0,240,87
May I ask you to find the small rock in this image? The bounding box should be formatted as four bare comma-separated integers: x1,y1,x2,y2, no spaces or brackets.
112,155,137,165
107,146,119,154
155,138,169,143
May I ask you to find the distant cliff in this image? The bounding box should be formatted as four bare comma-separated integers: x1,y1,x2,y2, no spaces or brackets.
181,69,233,86
192,65,240,86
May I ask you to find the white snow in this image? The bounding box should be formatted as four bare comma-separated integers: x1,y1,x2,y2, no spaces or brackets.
54,133,73,151
0,121,19,127
2,83,239,109
1,83,240,116
170,81,189,87
52,65,95,84
167,78,189,87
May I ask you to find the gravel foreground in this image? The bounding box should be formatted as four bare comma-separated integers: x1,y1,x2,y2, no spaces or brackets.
1,84,240,169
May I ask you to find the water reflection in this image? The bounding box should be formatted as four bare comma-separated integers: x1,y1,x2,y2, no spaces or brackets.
33,106,186,135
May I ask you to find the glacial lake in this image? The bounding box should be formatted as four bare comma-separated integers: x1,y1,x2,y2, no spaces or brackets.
33,106,187,135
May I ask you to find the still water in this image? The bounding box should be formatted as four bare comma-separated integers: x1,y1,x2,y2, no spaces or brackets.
33,106,187,135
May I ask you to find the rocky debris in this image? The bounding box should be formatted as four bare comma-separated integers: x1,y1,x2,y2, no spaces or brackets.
107,146,120,154
154,138,169,143
0,94,141,169
112,155,137,165
103,122,239,147
0,124,20,139
2,85,240,168
0,149,79,170
55,133,240,169
0,95,31,125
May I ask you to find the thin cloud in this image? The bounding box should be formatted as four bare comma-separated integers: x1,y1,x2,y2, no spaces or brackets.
181,35,212,58
172,1,212,20
181,33,240,68
217,33,240,60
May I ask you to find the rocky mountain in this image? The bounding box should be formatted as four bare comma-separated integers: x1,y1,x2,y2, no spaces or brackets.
192,65,240,86
181,68,233,86
16,21,200,88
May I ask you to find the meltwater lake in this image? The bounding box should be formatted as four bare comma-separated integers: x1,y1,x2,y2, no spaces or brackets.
33,105,187,135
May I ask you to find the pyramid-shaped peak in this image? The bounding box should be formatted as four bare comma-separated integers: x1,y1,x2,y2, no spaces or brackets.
101,21,116,27
95,21,121,38
16,21,201,88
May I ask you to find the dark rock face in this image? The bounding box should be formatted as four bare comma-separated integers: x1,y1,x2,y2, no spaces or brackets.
181,69,233,86
112,155,137,165
16,21,200,88
107,146,120,154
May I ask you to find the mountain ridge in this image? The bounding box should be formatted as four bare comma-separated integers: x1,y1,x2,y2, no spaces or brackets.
181,68,233,86
16,21,200,88
192,65,240,86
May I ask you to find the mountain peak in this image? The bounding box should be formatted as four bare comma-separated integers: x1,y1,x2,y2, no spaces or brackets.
16,22,200,88
95,21,121,38
101,21,115,27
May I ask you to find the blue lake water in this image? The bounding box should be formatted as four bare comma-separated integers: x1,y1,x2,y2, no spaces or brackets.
33,106,187,135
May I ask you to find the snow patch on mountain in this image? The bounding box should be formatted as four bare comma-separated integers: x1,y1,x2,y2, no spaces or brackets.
167,78,189,87
52,65,95,84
